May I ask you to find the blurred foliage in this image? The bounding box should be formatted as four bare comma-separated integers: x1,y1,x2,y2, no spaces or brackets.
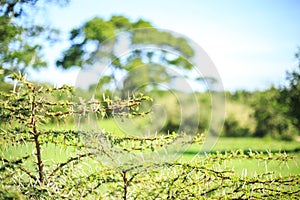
57,15,194,69
282,47,300,131
222,115,250,137
0,0,69,81
122,59,170,94
225,48,300,139
56,16,196,99
1,0,299,143
153,91,211,134
16,77,297,140
227,87,298,140
132,28,194,58
226,88,296,139
251,87,290,138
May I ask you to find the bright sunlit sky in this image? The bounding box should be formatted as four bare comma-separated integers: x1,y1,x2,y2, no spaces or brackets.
30,0,300,91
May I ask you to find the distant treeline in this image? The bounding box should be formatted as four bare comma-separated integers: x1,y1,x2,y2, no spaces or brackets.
1,82,299,141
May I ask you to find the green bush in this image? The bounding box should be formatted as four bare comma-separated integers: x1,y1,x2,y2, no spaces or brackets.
222,116,250,137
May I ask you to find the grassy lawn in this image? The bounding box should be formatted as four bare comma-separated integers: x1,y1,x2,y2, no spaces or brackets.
183,137,300,177
2,120,299,178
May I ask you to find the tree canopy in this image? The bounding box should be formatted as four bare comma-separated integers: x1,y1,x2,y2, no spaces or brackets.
57,16,196,94
0,0,68,81
282,47,300,130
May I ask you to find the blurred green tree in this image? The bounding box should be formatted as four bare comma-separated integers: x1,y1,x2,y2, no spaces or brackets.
0,0,69,81
56,16,195,94
282,47,300,132
252,87,295,139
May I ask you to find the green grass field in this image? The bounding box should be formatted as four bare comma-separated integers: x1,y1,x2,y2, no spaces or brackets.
2,120,299,178
183,137,300,177
2,136,299,178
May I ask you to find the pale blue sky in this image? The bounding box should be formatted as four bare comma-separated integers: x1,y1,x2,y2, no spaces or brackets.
30,0,300,91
